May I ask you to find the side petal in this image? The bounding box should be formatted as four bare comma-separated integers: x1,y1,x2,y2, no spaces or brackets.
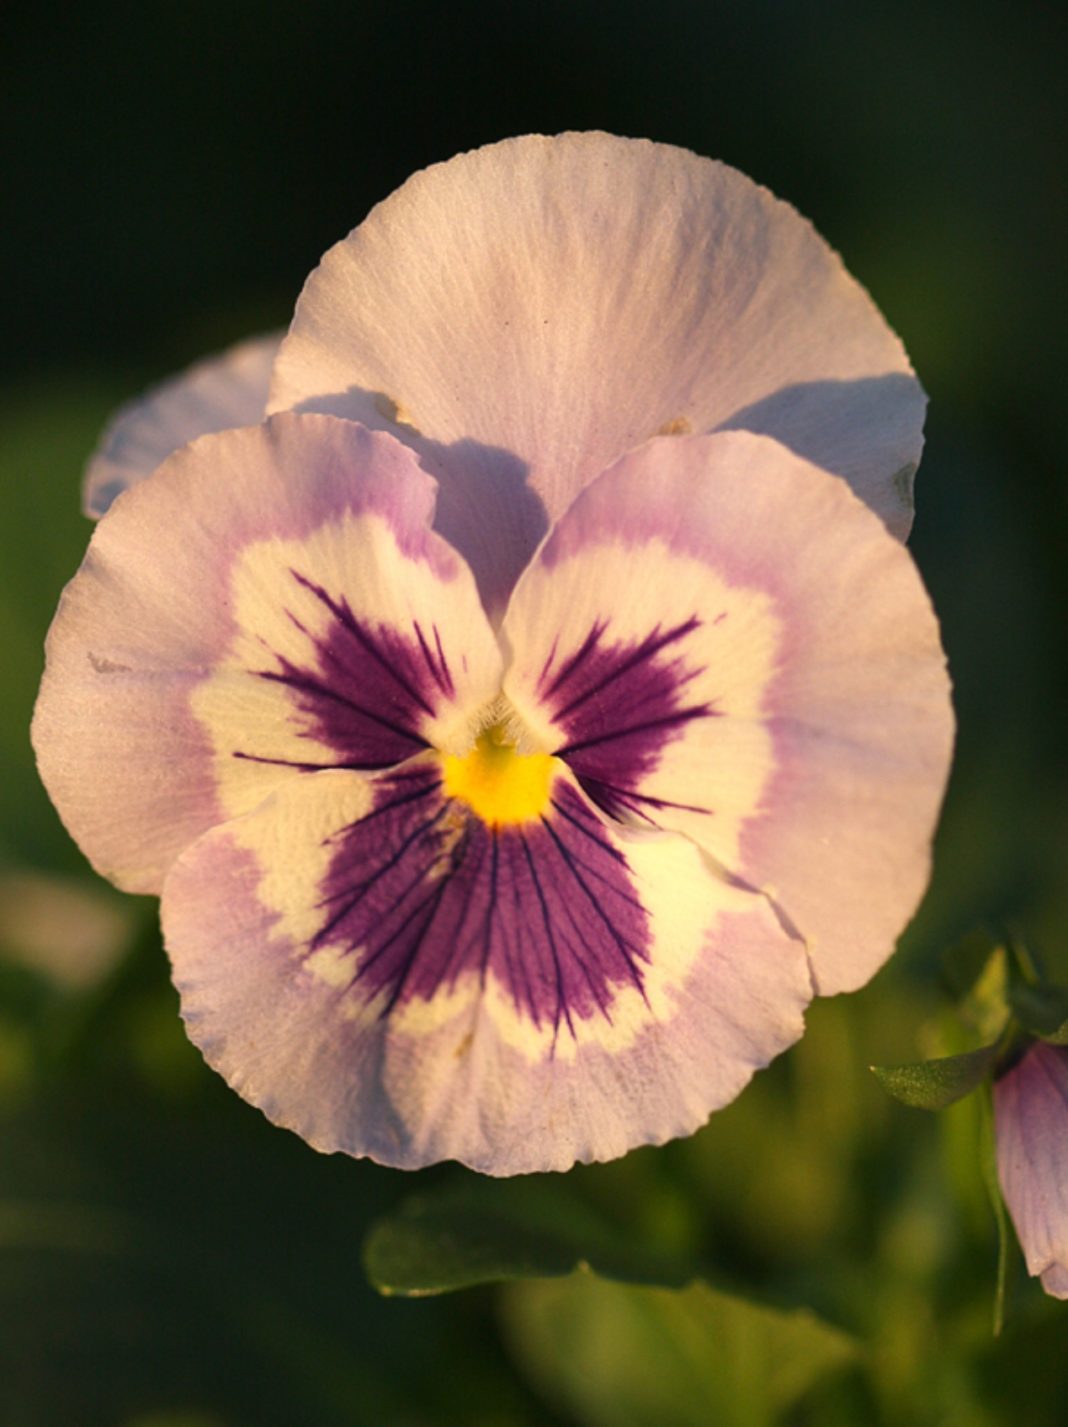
33,413,502,894
162,762,811,1174
995,1044,1068,1298
83,332,281,517
270,133,923,611
501,433,954,995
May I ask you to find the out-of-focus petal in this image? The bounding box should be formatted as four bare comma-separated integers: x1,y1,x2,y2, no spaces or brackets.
0,870,132,990
271,133,923,611
162,760,810,1174
1042,1264,1068,1297
502,433,953,995
33,413,501,895
995,1043,1068,1299
83,332,282,517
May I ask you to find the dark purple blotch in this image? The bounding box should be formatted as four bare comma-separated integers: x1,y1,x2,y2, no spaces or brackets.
234,569,454,773
538,617,717,822
311,767,650,1041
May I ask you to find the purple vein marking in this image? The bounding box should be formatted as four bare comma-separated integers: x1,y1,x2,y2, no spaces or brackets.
290,570,437,716
308,772,651,1041
538,615,717,827
540,815,648,993
538,622,606,704
233,568,457,773
478,830,500,987
413,621,456,699
232,751,401,773
558,704,715,758
548,795,627,865
550,618,701,720
315,804,450,943
329,775,443,838
519,829,574,1042
573,778,711,826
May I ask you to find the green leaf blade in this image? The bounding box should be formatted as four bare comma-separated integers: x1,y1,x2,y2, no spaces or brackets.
503,1269,860,1427
871,1041,1002,1110
363,1181,689,1297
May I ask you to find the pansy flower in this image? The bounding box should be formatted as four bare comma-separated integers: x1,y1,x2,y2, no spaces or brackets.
995,1042,1068,1299
34,134,954,1173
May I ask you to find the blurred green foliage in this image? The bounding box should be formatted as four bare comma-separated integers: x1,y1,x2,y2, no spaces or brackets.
3,1,1066,1423
502,1270,858,1427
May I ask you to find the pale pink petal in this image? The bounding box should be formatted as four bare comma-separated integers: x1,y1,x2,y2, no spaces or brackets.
33,413,502,895
501,432,953,995
995,1043,1068,1298
162,761,810,1174
271,133,923,612
1041,1264,1068,1298
83,332,282,517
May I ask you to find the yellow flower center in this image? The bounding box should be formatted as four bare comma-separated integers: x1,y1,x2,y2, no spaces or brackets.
441,724,555,827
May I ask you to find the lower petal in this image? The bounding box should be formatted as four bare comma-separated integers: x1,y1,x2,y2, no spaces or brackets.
161,763,811,1174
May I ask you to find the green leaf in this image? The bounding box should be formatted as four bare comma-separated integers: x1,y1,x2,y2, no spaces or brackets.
502,1267,859,1427
1008,981,1068,1044
363,1180,689,1297
365,1176,859,1427
871,1041,1002,1110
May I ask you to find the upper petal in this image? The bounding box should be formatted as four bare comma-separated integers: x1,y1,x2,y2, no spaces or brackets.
34,412,501,894
270,132,923,611
501,432,954,995
83,332,281,517
995,1043,1068,1296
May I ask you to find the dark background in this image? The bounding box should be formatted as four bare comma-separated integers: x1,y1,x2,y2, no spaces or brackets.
2,3,1066,1424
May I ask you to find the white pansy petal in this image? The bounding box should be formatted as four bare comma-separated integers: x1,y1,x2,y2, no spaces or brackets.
84,332,281,517
33,413,501,894
271,133,923,610
502,433,954,996
162,762,810,1174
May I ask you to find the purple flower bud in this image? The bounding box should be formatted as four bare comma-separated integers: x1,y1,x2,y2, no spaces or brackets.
995,1042,1068,1299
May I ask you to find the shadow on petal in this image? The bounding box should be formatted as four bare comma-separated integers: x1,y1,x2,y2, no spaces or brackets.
289,385,547,615
715,373,926,537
